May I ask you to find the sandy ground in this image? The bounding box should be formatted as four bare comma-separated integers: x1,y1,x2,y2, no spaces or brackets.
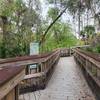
19,57,95,100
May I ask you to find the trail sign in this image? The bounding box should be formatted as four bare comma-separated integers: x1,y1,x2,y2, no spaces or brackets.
30,42,39,55
30,42,39,69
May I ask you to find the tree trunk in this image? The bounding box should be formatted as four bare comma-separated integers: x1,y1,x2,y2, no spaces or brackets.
1,16,8,58
78,8,81,36
87,9,89,26
39,7,67,45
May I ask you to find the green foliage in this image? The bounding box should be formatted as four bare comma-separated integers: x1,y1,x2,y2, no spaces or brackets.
67,0,79,15
96,45,100,53
80,25,95,44
0,0,80,57
85,46,100,53
84,25,95,36
84,34,100,53
0,0,42,58
48,7,60,21
42,22,77,52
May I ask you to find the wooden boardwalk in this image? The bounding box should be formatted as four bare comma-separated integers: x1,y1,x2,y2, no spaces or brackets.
20,57,95,100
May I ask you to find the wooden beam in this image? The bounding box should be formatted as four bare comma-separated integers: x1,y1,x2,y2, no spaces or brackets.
0,69,25,99
24,72,44,80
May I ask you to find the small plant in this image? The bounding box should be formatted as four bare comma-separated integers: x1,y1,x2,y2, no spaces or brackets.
96,45,100,53
86,47,93,52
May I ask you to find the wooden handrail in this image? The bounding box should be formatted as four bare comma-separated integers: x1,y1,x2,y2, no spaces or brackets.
73,49,100,70
0,50,59,67
18,50,61,93
73,48,100,87
0,50,57,64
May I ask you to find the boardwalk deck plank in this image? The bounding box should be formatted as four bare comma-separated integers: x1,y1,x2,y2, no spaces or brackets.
20,57,95,100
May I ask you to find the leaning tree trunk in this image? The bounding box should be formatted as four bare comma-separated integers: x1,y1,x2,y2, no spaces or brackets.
39,7,67,46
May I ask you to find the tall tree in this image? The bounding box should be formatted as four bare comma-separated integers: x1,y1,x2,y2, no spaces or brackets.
0,0,42,58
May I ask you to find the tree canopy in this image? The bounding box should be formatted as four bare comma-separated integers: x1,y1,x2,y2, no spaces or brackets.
0,0,100,58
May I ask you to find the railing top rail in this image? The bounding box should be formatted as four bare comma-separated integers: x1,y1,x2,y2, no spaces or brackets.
74,48,100,61
43,50,60,62
0,52,52,64
0,50,60,87
0,65,25,86
71,45,90,49
0,50,60,67
73,48,100,70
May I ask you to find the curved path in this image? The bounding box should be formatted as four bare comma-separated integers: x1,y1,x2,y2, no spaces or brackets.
20,57,95,100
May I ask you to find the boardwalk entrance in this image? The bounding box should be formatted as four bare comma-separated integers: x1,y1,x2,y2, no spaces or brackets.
19,57,95,100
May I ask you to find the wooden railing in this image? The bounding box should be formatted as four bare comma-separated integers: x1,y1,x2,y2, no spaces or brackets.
60,45,90,57
1,46,93,99
19,50,60,93
0,49,60,94
73,48,100,88
60,48,71,57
